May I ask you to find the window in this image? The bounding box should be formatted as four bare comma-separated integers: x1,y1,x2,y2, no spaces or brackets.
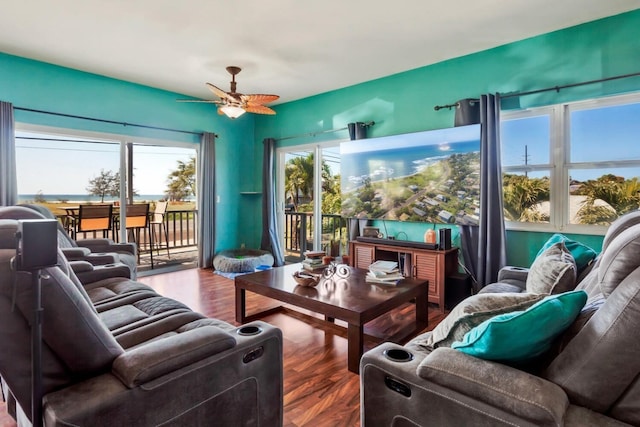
501,112,553,225
277,142,344,261
501,93,640,233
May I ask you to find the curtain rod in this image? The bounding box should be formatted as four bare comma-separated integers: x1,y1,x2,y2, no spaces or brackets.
275,121,375,142
13,106,209,137
433,70,640,110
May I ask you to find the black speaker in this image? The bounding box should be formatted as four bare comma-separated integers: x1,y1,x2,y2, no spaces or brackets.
439,228,452,250
445,273,472,310
17,219,58,270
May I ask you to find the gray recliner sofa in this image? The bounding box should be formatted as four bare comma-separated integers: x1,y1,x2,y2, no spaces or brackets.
16,204,138,278
0,217,283,426
360,210,640,426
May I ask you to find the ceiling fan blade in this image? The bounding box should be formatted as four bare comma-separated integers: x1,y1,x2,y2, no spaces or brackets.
244,104,276,115
242,94,279,104
176,99,221,104
206,82,233,100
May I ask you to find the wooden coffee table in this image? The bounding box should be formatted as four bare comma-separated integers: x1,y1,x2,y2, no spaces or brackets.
235,263,428,373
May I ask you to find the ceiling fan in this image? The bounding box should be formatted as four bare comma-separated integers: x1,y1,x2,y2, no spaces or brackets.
177,66,279,119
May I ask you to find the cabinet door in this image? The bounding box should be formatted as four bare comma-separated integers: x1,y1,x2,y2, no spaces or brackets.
354,245,375,269
413,252,439,298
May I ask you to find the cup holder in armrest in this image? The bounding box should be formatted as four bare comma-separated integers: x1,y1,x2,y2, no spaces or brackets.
237,325,262,336
383,348,413,363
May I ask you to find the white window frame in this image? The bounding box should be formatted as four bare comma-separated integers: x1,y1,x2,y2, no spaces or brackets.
501,91,640,235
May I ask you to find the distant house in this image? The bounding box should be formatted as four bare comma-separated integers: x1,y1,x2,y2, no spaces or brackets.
413,207,427,217
438,210,454,223
408,185,419,192
435,194,447,202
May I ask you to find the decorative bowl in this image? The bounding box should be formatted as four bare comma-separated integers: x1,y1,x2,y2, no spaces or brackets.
292,270,321,287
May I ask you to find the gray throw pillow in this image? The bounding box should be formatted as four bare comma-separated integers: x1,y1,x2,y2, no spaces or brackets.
526,242,577,295
424,292,545,348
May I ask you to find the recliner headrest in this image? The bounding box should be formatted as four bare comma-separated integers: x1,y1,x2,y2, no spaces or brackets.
597,223,640,297
0,206,47,221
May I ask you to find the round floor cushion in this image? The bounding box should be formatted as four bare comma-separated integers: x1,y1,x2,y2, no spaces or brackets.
213,249,275,273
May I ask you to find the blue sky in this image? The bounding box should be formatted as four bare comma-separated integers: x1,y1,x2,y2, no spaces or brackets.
501,101,640,181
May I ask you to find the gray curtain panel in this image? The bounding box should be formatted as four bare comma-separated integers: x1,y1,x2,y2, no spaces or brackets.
197,132,216,268
347,122,367,140
261,138,285,266
458,224,480,292
476,93,507,288
0,101,17,206
346,123,369,246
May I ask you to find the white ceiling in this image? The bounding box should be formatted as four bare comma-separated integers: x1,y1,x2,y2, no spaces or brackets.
2,1,639,104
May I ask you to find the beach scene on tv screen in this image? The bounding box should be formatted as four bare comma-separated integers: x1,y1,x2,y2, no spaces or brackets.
340,124,480,224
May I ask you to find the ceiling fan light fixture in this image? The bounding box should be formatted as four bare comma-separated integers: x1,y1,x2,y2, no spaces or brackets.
220,105,246,119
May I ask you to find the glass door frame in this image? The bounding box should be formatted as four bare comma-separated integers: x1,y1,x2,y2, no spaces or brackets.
15,122,200,244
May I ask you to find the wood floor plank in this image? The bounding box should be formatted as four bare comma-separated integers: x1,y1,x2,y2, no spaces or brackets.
0,268,447,427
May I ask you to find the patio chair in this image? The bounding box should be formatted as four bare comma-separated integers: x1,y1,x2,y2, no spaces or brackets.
74,204,114,239
149,201,170,260
116,203,152,266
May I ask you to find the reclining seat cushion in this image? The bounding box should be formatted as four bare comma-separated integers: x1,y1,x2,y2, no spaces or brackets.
100,296,202,337
82,276,158,309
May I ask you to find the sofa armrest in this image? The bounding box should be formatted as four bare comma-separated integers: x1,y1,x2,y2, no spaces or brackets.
112,326,236,387
361,343,568,426
73,262,132,284
77,239,136,256
417,348,568,424
61,247,91,259
62,247,119,266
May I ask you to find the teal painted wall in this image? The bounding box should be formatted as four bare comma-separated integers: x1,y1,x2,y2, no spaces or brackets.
0,51,254,251
2,9,639,257
252,9,640,265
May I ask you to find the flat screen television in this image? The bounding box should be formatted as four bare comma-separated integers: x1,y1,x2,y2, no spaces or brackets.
340,124,481,224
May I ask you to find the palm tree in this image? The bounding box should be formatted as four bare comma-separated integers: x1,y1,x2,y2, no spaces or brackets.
502,174,550,221
575,175,640,224
165,157,196,201
284,153,333,211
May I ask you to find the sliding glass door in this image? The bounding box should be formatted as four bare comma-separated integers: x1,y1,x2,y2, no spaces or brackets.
277,142,345,261
15,125,198,270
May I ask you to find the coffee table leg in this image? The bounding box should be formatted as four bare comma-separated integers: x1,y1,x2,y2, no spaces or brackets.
347,323,363,374
416,291,428,331
236,287,246,323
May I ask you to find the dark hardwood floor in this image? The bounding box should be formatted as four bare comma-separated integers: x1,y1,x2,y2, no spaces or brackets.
1,268,447,427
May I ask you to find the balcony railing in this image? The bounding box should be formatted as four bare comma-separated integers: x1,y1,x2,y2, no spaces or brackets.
283,212,347,261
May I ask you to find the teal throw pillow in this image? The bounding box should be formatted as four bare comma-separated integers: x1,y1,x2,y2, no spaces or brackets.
536,234,597,273
451,290,588,363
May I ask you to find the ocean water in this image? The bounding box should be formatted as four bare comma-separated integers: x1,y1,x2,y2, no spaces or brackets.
341,139,479,191
18,194,168,203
